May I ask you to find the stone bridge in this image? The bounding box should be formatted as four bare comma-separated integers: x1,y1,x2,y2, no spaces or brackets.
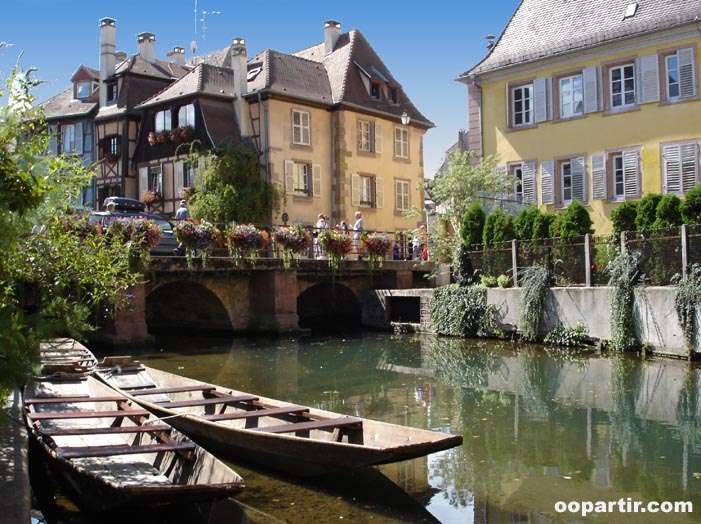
107,257,436,343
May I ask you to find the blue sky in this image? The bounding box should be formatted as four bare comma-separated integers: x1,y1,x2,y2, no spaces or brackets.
0,0,520,177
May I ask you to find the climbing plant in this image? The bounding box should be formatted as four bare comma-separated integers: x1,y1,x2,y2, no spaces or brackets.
431,284,501,338
607,250,642,351
518,265,550,341
672,263,701,356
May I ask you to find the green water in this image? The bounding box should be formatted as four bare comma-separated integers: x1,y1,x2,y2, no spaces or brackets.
36,333,701,523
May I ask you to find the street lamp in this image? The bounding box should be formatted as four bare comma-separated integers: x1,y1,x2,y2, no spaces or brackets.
401,110,410,126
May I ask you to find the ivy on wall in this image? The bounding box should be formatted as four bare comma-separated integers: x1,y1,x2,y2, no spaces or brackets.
431,284,501,338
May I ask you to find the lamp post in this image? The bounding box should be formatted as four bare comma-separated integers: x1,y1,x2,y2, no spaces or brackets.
401,110,410,126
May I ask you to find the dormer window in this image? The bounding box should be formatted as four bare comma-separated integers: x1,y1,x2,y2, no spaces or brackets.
106,83,118,104
177,104,195,128
75,81,92,99
389,88,398,104
370,82,381,100
155,109,172,132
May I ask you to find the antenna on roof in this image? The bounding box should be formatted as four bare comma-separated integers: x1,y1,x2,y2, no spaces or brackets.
194,0,198,34
190,40,198,55
200,10,221,40
485,34,496,50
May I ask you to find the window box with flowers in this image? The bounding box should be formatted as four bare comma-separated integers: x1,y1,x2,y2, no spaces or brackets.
319,228,352,271
140,190,160,206
174,220,219,268
272,224,311,270
226,223,269,266
147,131,169,146
169,125,194,144
361,232,392,271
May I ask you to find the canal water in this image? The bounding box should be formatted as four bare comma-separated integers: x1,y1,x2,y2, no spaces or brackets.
33,332,701,523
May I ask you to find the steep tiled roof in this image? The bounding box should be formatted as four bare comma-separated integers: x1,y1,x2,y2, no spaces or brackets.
257,49,333,103
137,63,237,108
464,0,701,77
39,86,98,120
115,55,191,80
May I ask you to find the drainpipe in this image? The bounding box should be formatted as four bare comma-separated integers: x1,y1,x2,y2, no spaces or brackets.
330,109,335,223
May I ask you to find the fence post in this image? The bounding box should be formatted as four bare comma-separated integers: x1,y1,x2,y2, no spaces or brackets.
681,224,689,279
584,233,592,287
620,231,627,253
512,239,519,287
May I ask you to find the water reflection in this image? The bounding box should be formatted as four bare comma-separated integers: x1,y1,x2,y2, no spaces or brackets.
33,333,701,523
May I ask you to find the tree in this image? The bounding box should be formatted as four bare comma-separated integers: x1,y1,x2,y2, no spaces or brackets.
653,194,682,229
514,205,541,241
611,201,638,234
483,209,515,248
460,201,485,247
681,186,701,225
553,201,593,241
635,193,662,231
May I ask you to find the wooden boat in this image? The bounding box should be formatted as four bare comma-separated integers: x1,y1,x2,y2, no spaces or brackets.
39,338,98,376
23,372,245,511
97,357,463,477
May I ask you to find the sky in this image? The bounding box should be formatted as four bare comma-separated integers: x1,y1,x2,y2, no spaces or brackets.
0,0,521,177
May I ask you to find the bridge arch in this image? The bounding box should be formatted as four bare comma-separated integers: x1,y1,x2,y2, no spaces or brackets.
146,280,232,333
297,282,361,330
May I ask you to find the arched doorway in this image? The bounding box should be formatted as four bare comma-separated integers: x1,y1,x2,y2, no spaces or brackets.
146,281,232,333
297,282,361,331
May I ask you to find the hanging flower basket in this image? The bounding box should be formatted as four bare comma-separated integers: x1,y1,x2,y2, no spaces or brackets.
106,217,162,273
57,214,103,239
319,228,352,271
272,224,311,270
174,220,218,268
140,190,160,206
361,232,392,271
226,223,269,266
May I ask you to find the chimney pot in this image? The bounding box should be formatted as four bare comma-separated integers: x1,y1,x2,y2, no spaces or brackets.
99,17,117,107
137,32,156,61
167,46,186,65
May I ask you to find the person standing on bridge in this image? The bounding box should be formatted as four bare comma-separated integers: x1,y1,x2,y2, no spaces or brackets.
353,211,364,260
174,200,190,256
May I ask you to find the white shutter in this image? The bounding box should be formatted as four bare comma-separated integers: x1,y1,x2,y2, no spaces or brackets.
175,161,184,189
571,156,586,202
678,48,696,99
534,77,550,123
75,122,83,154
522,161,536,204
312,164,322,197
622,150,639,198
591,154,607,200
48,125,58,155
583,66,599,113
138,166,148,194
681,143,699,192
375,177,384,208
284,160,294,195
351,173,360,206
541,161,554,205
374,122,383,153
663,144,682,193
637,54,660,104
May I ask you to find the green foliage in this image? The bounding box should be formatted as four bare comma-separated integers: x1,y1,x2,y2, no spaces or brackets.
482,209,515,247
460,201,485,246
611,201,638,235
532,211,556,240
635,193,662,231
672,264,701,355
431,284,502,338
681,186,701,225
480,274,498,287
190,142,279,224
653,194,682,229
497,274,511,288
518,265,550,341
556,201,593,241
607,250,642,351
543,323,588,347
514,205,541,241
452,242,476,286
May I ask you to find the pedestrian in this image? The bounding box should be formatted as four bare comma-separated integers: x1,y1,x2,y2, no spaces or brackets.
337,220,349,233
102,201,116,230
412,225,427,260
315,213,328,259
174,199,190,256
353,211,364,260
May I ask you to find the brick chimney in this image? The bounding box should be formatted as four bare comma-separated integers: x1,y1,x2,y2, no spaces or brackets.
99,17,116,107
167,46,186,65
231,37,251,137
324,20,341,55
137,32,156,62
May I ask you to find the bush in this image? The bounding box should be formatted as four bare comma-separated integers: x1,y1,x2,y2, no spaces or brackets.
497,274,511,288
653,194,682,229
514,205,541,241
431,284,501,338
532,212,556,240
483,209,515,247
635,193,662,231
557,200,593,241
544,323,588,347
681,186,701,225
480,274,498,287
611,201,638,234
453,242,475,286
461,201,485,247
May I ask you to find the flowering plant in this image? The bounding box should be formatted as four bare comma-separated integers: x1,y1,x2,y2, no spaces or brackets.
57,214,102,239
319,228,352,271
272,224,311,270
174,220,219,268
179,186,194,200
169,125,194,144
140,190,160,205
361,232,392,270
226,223,269,266
107,218,162,273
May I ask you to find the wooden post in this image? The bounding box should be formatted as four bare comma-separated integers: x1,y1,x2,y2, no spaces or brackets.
681,224,689,279
620,231,627,253
584,233,592,287
511,239,519,287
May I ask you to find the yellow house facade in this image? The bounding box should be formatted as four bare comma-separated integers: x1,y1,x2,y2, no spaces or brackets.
459,1,701,233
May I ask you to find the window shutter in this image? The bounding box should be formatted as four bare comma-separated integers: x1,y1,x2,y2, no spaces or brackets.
312,164,322,197
75,123,83,154
534,77,550,123
663,145,681,193
681,143,699,192
622,150,639,198
678,48,696,99
637,54,660,104
591,154,607,200
48,125,58,155
175,162,184,189
375,177,384,208
583,66,599,113
374,122,383,153
138,167,148,195
156,169,163,194
571,156,586,202
522,162,536,204
351,173,360,206
284,160,294,195
541,161,554,204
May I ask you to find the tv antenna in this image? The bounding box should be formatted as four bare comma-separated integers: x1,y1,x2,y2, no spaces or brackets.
200,10,221,40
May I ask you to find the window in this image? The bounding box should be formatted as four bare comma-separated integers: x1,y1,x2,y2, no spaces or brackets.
61,125,75,153
292,109,310,145
75,81,91,99
389,88,398,104
560,74,583,118
663,142,699,194
513,165,524,201
561,161,573,204
394,127,409,159
106,83,117,103
359,175,374,206
610,63,635,108
155,110,172,132
103,135,120,161
352,173,384,209
395,179,410,211
666,55,680,100
148,166,163,194
357,120,382,154
663,48,696,101
612,154,625,199
511,84,533,126
370,82,381,100
177,104,195,128
358,120,370,152
591,150,639,201
183,161,197,188
292,162,310,195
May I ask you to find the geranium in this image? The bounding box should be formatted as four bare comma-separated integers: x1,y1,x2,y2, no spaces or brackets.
169,125,194,144
174,220,219,268
141,190,160,205
106,218,162,273
361,232,392,271
319,228,352,271
272,224,311,270
57,214,102,239
226,223,269,266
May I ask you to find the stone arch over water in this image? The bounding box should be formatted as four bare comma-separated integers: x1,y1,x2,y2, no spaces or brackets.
146,281,232,333
297,282,361,330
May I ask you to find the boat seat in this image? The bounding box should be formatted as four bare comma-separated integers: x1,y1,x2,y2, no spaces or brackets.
58,442,196,459
40,424,172,436
27,408,150,420
203,405,309,422
128,385,217,396
254,417,363,435
157,394,258,409
25,396,124,405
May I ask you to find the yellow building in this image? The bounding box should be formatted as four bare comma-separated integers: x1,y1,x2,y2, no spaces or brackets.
459,1,700,233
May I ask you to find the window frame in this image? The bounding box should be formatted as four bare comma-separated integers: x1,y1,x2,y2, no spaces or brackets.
512,164,524,201
394,127,409,159
510,82,533,127
357,119,371,152
611,153,625,199
291,109,311,146
61,124,76,153
558,73,584,119
292,161,310,196
561,161,573,204
75,81,92,99
148,165,163,194
658,46,698,103
154,109,172,132
395,179,410,212
106,82,118,104
359,174,375,207
370,82,382,100
608,62,636,109
177,104,196,128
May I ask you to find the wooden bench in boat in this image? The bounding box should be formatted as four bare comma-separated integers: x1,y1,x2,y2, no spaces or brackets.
203,405,309,422
156,394,258,409
58,442,196,459
40,424,172,437
25,396,124,405
253,417,363,435
27,408,150,420
126,385,217,396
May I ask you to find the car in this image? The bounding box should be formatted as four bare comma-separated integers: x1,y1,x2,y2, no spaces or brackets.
89,210,179,256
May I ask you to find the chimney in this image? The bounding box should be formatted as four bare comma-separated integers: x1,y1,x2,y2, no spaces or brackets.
137,32,156,62
231,37,251,137
115,51,127,62
99,17,116,108
167,46,186,65
324,20,341,55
